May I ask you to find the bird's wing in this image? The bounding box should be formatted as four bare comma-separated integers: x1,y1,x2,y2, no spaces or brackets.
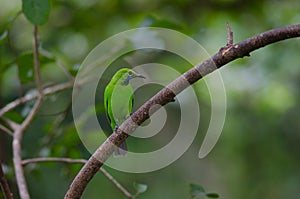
104,84,114,131
129,90,134,114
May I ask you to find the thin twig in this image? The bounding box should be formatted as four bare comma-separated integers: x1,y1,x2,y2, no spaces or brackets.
20,97,43,131
0,118,20,132
65,24,300,199
100,167,134,198
56,61,75,81
33,26,43,95
0,162,13,199
22,157,134,198
0,81,73,117
0,26,73,117
0,124,13,136
22,157,87,165
226,21,233,46
0,160,14,199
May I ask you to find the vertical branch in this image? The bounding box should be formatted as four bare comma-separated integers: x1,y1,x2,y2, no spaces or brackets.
12,127,30,199
21,157,135,198
0,160,13,199
33,26,43,95
12,25,43,199
226,21,233,46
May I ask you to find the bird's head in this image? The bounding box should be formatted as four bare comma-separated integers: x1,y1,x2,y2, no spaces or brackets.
114,68,145,86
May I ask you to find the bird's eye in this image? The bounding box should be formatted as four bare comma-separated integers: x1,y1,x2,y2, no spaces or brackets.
128,71,133,76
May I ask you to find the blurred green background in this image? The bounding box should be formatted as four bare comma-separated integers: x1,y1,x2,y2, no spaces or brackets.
1,0,300,198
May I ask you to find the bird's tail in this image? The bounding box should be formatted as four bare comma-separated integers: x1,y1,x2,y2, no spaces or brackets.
114,141,127,156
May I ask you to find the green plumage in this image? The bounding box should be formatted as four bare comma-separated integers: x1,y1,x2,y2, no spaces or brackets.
104,68,145,155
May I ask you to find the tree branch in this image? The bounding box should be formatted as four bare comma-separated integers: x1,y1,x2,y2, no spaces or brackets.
0,124,13,137
22,157,134,198
33,26,43,95
99,167,134,198
0,81,73,117
12,97,42,199
12,26,44,199
22,157,87,165
0,160,14,199
226,21,233,46
65,24,300,199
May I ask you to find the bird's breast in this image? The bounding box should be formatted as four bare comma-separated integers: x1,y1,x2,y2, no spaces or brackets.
110,85,134,122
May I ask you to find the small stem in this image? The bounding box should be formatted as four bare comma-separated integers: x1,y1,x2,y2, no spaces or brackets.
0,124,13,136
100,167,134,198
0,81,73,117
22,157,87,165
33,26,43,96
0,160,14,199
226,21,233,46
22,157,134,198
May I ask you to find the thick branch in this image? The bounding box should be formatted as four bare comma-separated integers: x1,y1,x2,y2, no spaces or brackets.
65,24,300,199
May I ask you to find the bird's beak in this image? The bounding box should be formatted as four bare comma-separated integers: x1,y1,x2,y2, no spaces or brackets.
134,74,146,79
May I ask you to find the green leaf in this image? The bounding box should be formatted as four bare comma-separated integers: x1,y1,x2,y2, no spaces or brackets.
133,182,148,194
205,193,219,198
190,183,205,197
22,0,51,25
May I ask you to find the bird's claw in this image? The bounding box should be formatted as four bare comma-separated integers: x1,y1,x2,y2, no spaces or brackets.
114,124,119,131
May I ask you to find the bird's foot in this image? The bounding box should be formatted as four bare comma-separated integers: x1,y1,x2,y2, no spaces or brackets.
114,124,119,131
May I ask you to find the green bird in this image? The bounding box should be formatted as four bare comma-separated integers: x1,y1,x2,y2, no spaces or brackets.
104,68,145,155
